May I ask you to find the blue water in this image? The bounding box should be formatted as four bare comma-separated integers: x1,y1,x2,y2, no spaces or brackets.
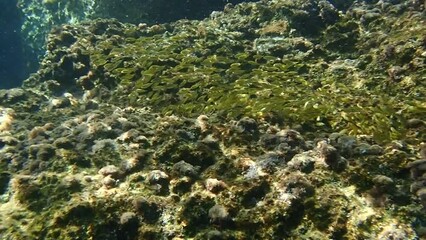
0,0,26,89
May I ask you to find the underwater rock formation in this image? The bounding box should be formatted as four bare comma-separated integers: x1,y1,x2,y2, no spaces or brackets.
0,0,425,239
17,0,251,70
21,0,426,142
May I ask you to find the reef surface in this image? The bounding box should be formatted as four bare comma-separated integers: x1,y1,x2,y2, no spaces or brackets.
17,0,249,67
0,0,425,239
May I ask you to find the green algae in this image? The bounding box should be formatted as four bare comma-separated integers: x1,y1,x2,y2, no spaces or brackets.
6,4,424,237
62,7,424,143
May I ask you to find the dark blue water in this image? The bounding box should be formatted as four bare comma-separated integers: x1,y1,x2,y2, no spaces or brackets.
0,0,27,89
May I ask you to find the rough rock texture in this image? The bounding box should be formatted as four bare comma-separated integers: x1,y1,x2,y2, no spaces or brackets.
23,0,426,142
0,101,423,239
17,0,251,68
0,0,425,239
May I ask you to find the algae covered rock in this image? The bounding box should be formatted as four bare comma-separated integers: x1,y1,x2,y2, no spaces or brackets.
0,103,424,238
0,0,425,239
22,0,426,142
18,0,252,71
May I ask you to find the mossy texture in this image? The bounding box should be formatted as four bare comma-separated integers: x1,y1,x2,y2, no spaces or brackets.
1,0,425,239
25,0,426,142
